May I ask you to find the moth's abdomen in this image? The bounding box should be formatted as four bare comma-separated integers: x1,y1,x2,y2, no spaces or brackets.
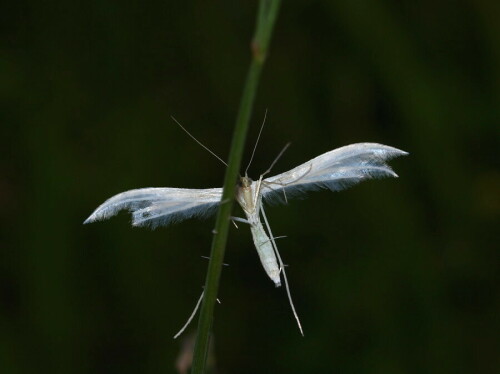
250,222,281,287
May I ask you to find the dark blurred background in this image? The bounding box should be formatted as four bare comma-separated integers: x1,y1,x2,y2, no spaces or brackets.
1,1,499,373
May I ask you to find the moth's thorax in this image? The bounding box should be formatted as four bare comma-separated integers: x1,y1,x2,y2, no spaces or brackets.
236,176,261,218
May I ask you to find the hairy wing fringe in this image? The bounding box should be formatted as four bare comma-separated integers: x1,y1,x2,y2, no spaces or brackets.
132,201,220,228
84,187,222,228
262,143,407,204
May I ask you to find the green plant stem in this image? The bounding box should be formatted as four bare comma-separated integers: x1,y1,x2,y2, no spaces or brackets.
190,1,281,373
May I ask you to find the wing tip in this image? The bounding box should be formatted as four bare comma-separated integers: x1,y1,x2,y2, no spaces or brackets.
382,146,409,158
83,212,99,224
341,142,409,159
83,207,115,225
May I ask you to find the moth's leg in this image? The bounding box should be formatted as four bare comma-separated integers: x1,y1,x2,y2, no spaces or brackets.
173,288,224,340
231,216,250,225
174,290,204,339
263,162,313,188
260,204,304,336
282,186,288,204
260,181,289,203
253,175,264,203
261,235,288,245
219,198,231,205
214,199,235,229
261,142,291,178
262,163,312,203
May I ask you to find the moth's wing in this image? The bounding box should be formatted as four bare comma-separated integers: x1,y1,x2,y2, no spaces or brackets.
261,143,408,204
84,187,222,228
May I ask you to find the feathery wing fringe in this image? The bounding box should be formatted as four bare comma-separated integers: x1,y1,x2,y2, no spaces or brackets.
262,143,408,204
84,187,222,228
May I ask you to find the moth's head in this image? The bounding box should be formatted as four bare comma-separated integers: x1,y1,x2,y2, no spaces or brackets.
238,175,253,188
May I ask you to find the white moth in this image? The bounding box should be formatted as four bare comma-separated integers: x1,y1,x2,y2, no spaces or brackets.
84,136,407,335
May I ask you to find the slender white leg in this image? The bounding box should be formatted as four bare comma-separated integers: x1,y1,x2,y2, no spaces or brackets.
173,290,204,339
231,216,250,224
260,204,304,336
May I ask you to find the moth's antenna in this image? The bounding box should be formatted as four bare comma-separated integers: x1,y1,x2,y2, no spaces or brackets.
262,142,291,177
245,109,268,176
171,116,228,167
